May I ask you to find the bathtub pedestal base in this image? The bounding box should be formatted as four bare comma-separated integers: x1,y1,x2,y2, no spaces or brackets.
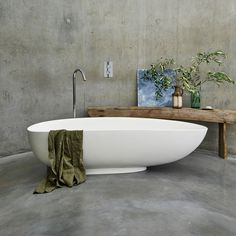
86,167,147,175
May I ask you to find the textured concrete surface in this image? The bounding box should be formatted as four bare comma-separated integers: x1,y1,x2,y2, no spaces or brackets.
1,0,236,156
0,149,236,236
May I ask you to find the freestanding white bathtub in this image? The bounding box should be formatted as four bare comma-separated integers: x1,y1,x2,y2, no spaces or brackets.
27,117,207,175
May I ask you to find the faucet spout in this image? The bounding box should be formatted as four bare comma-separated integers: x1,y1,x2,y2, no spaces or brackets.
73,68,86,81
73,68,86,118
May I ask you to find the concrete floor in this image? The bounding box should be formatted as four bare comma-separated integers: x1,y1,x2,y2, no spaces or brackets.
0,150,236,236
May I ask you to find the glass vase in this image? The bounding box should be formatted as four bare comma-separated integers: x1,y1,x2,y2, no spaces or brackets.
191,90,201,109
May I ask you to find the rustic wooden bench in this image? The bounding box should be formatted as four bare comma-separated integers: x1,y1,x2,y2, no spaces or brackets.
88,106,236,160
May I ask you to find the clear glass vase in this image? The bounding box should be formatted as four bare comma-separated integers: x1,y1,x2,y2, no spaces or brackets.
191,90,201,108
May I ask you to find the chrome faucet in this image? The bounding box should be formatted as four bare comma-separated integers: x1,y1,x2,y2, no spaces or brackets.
73,68,86,118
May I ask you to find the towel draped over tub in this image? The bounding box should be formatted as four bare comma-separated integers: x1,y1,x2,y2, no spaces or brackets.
34,130,86,194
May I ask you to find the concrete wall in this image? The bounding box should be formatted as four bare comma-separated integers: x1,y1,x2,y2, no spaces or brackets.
1,0,236,157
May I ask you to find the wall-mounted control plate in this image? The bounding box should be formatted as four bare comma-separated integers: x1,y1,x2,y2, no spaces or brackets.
104,61,113,78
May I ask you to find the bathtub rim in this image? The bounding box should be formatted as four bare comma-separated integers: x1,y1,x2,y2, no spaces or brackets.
27,117,208,133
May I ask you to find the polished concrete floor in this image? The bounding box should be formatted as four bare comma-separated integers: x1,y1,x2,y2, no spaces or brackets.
0,150,236,236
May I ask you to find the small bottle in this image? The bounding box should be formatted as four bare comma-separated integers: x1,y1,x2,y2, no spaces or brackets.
172,85,183,109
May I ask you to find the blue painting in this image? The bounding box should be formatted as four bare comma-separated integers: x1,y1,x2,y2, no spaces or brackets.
137,69,176,107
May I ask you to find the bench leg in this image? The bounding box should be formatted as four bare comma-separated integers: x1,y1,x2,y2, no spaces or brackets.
219,123,228,159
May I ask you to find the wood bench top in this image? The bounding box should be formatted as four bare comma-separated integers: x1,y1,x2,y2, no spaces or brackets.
87,106,236,124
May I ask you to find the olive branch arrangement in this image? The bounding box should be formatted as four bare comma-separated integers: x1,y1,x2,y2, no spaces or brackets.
143,50,234,100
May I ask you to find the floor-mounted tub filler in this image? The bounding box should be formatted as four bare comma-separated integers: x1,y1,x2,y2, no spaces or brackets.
27,117,207,175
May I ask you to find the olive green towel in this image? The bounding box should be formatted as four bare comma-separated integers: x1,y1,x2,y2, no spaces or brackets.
34,130,86,194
